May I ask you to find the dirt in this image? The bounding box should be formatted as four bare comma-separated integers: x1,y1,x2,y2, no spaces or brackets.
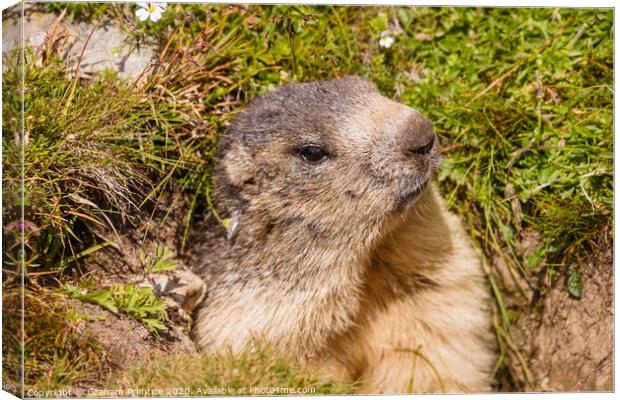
74,193,205,375
511,242,613,392
73,301,196,370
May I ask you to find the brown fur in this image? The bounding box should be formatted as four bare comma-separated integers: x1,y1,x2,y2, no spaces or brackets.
192,76,495,393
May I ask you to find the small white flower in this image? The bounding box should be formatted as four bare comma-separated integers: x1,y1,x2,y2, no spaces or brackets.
379,31,395,49
135,2,167,23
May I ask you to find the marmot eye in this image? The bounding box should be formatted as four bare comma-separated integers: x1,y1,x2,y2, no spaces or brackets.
299,146,327,162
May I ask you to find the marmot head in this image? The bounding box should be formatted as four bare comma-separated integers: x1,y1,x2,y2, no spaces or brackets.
214,76,440,247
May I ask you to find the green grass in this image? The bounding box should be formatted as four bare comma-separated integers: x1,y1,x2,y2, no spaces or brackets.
3,288,111,392
3,4,613,393
112,344,357,396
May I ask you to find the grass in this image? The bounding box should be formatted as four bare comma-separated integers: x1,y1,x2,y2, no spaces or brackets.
391,7,613,387
3,288,112,392
2,3,613,394
112,344,357,396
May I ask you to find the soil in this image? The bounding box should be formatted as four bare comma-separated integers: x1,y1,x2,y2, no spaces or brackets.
512,243,613,392
72,301,196,370
77,193,204,375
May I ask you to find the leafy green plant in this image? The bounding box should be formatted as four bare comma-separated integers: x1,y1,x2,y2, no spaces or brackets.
566,264,583,299
140,244,177,273
64,284,168,333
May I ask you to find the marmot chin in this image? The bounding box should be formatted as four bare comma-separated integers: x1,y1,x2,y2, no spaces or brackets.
192,76,495,393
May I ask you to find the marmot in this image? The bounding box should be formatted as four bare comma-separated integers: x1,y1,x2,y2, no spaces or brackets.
192,76,495,393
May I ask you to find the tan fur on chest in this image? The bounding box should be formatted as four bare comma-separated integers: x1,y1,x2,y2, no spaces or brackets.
323,187,495,393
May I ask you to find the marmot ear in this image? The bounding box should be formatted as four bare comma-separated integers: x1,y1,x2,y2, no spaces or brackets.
221,144,259,195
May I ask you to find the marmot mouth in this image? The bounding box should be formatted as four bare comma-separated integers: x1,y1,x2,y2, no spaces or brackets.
396,179,429,211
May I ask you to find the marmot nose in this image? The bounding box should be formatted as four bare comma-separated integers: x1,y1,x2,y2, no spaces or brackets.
402,114,436,157
407,133,435,156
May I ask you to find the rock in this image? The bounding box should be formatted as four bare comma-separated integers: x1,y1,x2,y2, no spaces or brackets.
143,268,208,315
2,6,155,79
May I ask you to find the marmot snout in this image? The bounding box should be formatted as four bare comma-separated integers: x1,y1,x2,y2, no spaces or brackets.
193,76,495,394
